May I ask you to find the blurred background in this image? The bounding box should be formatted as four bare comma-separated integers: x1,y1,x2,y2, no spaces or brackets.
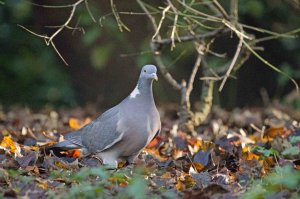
0,0,299,110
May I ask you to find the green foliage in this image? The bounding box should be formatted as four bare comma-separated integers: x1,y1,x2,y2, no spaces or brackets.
243,165,300,199
290,136,300,144
239,0,264,19
79,9,130,71
251,146,279,159
47,166,176,199
0,1,76,107
282,146,300,156
90,44,114,69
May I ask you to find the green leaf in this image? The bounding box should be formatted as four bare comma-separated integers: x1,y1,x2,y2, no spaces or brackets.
90,44,113,69
83,27,101,45
266,166,300,189
127,176,148,199
282,146,300,156
289,136,300,144
251,146,278,157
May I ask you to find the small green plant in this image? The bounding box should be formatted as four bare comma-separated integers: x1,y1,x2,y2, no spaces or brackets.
243,165,300,199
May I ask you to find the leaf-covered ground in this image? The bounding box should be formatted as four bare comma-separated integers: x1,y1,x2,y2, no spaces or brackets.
0,105,300,199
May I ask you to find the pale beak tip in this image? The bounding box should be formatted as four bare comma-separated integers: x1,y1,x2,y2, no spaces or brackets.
151,73,158,81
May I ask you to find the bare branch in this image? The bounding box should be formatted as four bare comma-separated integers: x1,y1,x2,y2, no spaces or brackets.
25,1,75,8
119,11,160,15
137,0,181,90
44,25,85,35
212,0,229,19
18,25,48,39
219,30,244,91
152,5,171,41
177,0,222,22
166,0,180,50
186,53,202,98
18,25,68,65
136,0,161,40
110,0,130,32
85,0,96,23
152,53,182,90
50,41,69,65
230,0,238,20
46,0,84,45
18,0,102,66
152,27,226,47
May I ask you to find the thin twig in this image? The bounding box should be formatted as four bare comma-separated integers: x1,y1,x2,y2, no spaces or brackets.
219,29,244,91
212,0,229,19
18,0,101,66
25,1,75,8
46,0,85,46
110,0,130,32
223,20,252,40
152,27,226,46
152,54,182,90
230,0,238,20
85,0,96,23
137,0,181,90
167,0,180,50
18,25,68,65
186,53,202,98
136,0,161,40
44,25,85,34
243,39,299,92
241,24,299,38
152,5,171,41
177,0,222,22
119,50,152,57
119,11,160,15
50,41,69,65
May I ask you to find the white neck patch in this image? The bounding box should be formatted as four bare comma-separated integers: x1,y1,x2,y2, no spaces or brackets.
130,86,140,98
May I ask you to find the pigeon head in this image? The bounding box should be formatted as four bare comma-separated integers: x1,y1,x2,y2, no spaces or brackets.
130,65,158,98
139,65,158,81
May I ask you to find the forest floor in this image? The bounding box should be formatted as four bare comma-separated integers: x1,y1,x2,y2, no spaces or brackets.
0,104,299,199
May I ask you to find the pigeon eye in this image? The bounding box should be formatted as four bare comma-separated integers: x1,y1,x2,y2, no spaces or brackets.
144,70,146,73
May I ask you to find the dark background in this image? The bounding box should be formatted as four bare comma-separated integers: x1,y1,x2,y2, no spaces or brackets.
0,0,299,110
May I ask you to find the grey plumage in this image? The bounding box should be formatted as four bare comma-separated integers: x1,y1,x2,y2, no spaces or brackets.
46,65,161,168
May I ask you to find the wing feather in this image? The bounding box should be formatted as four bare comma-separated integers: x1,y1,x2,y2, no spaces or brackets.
67,105,123,153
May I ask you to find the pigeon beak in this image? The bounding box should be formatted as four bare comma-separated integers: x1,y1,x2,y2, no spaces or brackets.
151,73,158,81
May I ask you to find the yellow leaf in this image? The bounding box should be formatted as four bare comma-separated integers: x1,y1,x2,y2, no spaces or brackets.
161,172,172,179
36,178,49,190
175,179,185,190
69,117,91,130
0,136,22,157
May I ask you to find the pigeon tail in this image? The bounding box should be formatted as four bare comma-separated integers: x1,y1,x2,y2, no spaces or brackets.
44,140,81,153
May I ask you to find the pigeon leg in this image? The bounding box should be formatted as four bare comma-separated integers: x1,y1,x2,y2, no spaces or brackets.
97,151,118,169
125,151,141,165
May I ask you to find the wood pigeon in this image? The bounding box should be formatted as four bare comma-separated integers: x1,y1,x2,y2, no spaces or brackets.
46,65,161,168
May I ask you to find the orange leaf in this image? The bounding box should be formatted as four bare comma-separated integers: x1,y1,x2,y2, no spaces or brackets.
264,127,285,139
146,135,164,148
244,152,260,161
66,149,81,158
69,117,91,130
193,162,205,172
144,148,168,161
0,136,21,157
119,182,128,187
